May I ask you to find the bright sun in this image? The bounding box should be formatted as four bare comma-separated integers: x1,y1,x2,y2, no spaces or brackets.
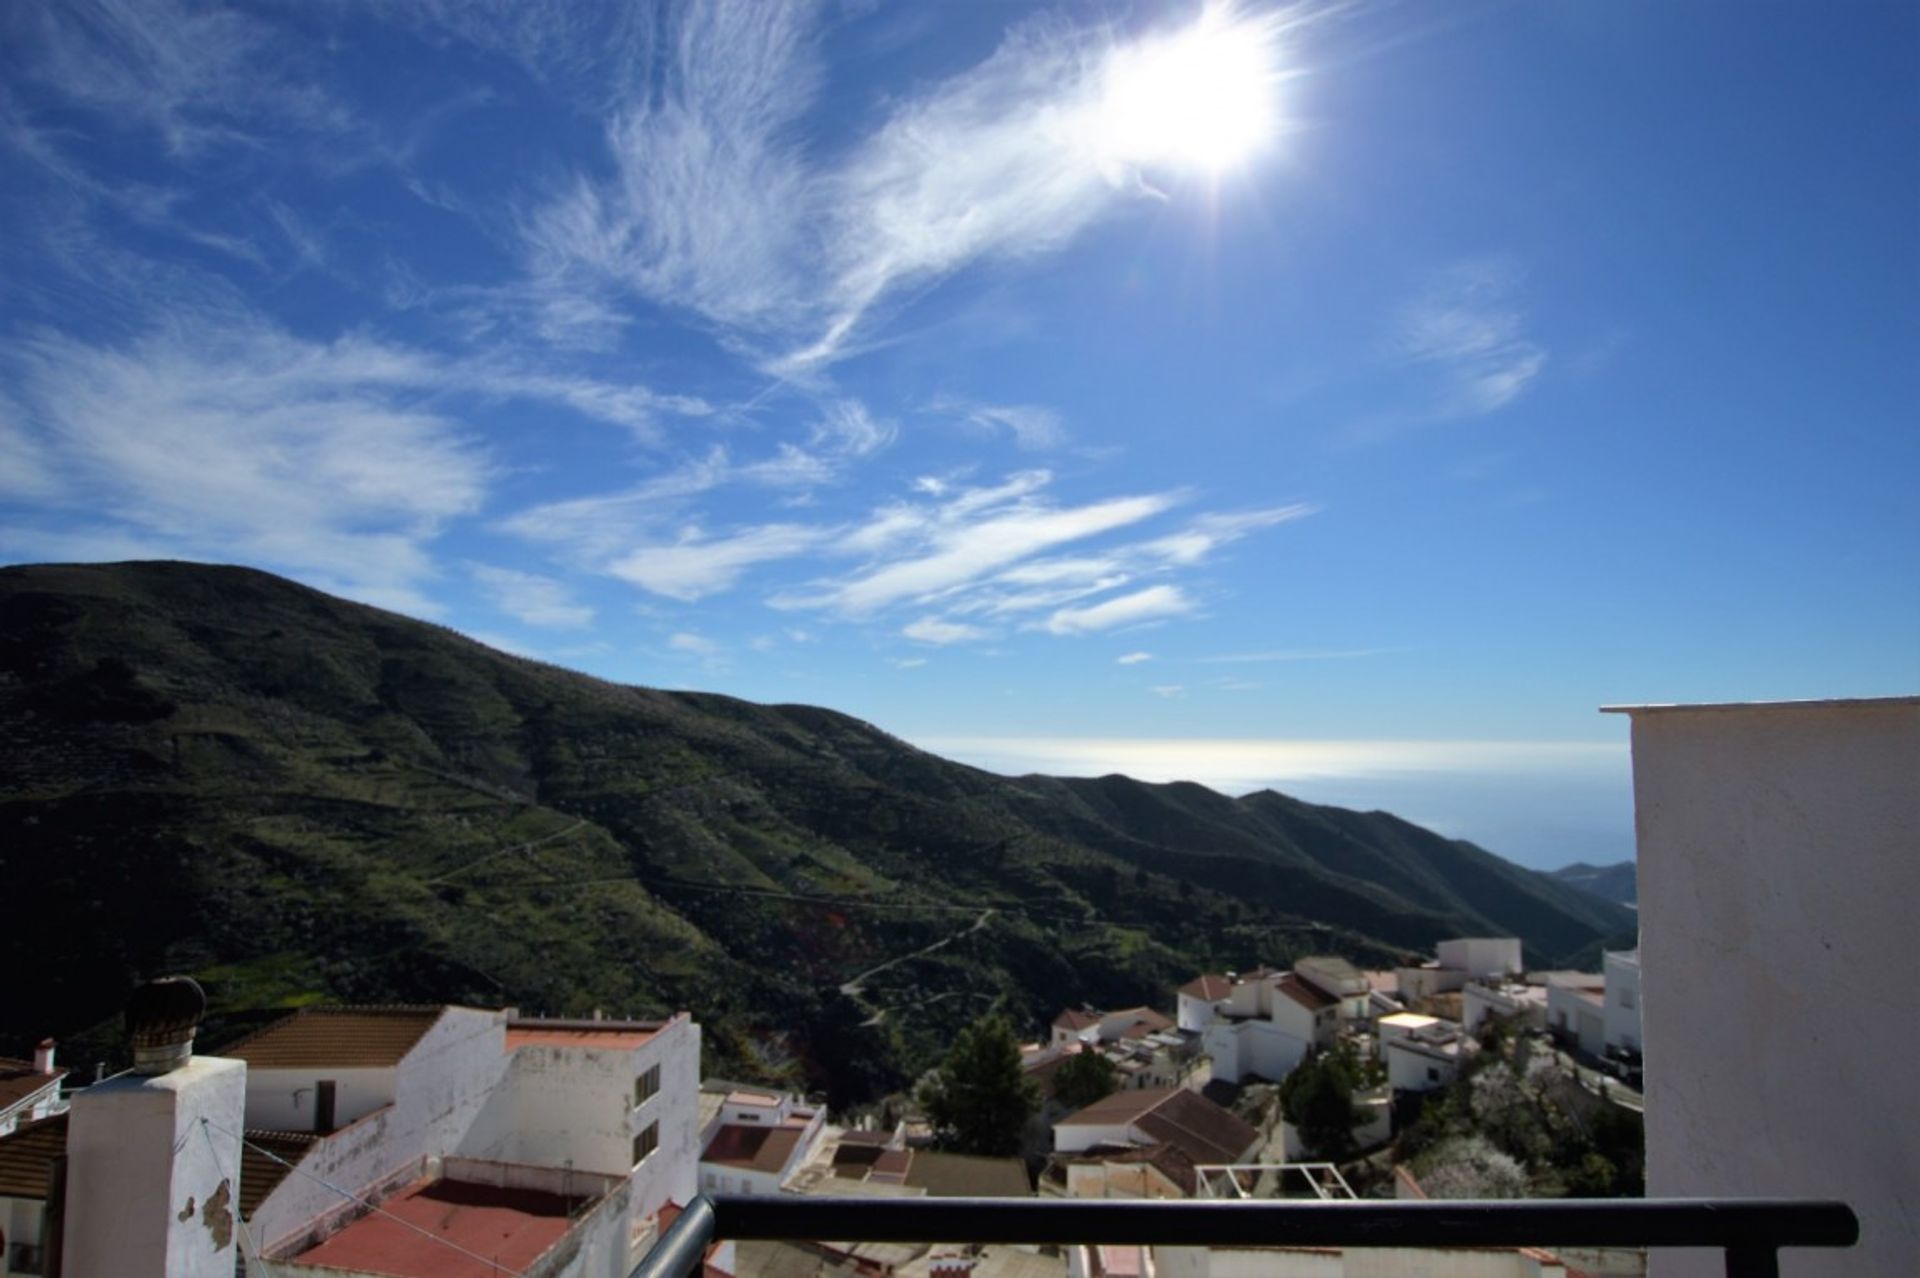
1092,5,1284,175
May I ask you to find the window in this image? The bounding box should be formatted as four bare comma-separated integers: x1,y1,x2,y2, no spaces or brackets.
634,1063,661,1107
1427,1067,1440,1082
632,1121,659,1166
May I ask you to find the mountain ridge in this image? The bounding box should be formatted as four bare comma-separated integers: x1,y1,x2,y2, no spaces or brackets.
0,561,1634,1099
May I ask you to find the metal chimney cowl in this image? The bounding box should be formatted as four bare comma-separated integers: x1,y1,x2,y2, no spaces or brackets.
127,975,207,1075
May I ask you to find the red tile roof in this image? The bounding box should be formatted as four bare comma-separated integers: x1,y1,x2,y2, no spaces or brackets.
1275,974,1337,1013
1065,1140,1199,1195
1056,1086,1257,1165
902,1151,1031,1198
222,1006,447,1068
288,1175,589,1278
1178,975,1232,1001
702,1123,807,1174
239,1129,318,1218
0,1058,65,1113
1053,1009,1100,1030
0,1113,66,1200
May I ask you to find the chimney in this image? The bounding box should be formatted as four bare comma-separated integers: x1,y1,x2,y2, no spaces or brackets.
35,1038,56,1075
61,977,247,1278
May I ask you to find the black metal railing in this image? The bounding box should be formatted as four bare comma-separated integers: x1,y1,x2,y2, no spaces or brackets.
631,1195,1858,1278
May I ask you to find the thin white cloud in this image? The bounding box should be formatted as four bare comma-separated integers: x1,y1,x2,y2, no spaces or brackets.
608,524,825,601
1398,259,1547,416
13,0,353,156
5,320,492,611
903,616,988,645
520,1,820,340
668,631,720,655
793,487,1179,616
1044,583,1195,635
520,2,1291,370
468,563,594,629
1197,647,1390,664
1150,685,1186,698
1116,651,1154,665
811,398,896,458
931,396,1068,451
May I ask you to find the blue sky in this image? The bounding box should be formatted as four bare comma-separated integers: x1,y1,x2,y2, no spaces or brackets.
3,1,1915,870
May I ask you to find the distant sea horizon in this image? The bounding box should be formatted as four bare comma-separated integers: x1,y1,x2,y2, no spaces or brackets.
911,735,1636,873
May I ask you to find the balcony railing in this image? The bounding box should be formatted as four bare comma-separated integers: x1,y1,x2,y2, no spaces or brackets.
631,1195,1858,1278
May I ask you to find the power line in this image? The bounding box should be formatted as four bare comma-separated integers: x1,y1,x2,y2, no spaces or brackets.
197,1117,273,1278
203,1118,513,1276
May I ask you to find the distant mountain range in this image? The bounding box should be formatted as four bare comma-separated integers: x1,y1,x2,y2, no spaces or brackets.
0,562,1636,1101
1550,860,1638,907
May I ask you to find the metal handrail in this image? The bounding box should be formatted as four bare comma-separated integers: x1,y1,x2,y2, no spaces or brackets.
630,1194,1858,1278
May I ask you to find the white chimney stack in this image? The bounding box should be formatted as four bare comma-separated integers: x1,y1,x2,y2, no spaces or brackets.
34,1038,55,1075
63,977,248,1278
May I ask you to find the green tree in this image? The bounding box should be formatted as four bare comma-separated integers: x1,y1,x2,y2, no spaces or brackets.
1280,1048,1362,1159
1052,1048,1119,1111
918,1012,1041,1156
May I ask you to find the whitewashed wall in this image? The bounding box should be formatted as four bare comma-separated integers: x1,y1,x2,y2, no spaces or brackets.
63,1056,247,1278
243,1065,395,1132
1621,697,1920,1278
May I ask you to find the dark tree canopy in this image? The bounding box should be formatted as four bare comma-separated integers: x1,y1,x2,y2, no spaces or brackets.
1051,1047,1119,1111
918,1012,1040,1156
1280,1047,1363,1159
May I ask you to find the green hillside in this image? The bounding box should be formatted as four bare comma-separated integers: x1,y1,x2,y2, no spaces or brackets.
0,561,1634,1102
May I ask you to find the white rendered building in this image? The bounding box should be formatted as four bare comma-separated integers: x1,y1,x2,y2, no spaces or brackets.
1607,695,1920,1277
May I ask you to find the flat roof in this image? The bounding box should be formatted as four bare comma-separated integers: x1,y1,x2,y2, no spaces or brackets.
1602,695,1920,715
286,1175,592,1278
1378,1012,1440,1028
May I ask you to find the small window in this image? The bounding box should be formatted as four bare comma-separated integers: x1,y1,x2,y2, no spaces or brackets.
1427,1067,1440,1082
632,1121,659,1166
633,1063,661,1108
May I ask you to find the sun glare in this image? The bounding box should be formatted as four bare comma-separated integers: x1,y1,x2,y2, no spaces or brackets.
1093,5,1284,175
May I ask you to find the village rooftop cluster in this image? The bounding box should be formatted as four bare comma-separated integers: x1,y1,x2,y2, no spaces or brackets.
0,929,1643,1278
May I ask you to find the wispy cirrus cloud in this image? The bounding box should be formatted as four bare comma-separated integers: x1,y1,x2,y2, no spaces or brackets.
1397,258,1547,417
903,616,989,645
1044,583,1194,635
931,396,1069,451
608,524,827,602
505,466,1308,640
519,1,1293,370
468,563,594,629
1197,647,1391,663
6,0,352,156
1,320,489,612
0,311,707,612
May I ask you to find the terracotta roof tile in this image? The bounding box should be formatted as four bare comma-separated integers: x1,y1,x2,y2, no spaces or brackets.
0,1058,64,1114
702,1123,805,1174
0,1112,66,1200
1178,974,1232,1001
221,1006,448,1068
1275,974,1337,1013
1053,1009,1100,1030
1066,1141,1198,1195
240,1129,318,1217
1058,1087,1257,1166
902,1151,1030,1198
